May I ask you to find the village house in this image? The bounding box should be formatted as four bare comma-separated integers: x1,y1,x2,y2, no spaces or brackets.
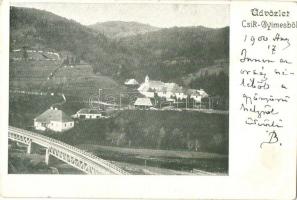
73,108,107,119
34,107,74,132
187,89,209,103
175,87,188,100
124,79,139,86
134,97,153,109
190,93,202,103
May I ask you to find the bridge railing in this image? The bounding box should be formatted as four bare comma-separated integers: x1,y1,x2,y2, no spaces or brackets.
8,126,129,175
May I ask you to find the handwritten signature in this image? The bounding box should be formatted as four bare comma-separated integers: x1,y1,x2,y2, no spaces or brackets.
260,130,281,148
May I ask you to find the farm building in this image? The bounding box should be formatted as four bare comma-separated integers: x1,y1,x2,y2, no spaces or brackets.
187,89,209,102
73,108,107,119
134,97,153,109
124,79,139,86
34,107,74,132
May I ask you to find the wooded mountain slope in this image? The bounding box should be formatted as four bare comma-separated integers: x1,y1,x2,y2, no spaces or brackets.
10,7,229,94
89,21,160,38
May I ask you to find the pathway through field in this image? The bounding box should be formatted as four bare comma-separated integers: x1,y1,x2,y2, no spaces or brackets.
77,144,227,159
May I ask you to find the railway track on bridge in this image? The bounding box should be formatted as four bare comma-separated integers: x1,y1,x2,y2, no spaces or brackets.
8,126,130,175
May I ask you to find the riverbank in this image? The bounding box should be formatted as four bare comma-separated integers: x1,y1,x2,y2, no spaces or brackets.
77,144,228,174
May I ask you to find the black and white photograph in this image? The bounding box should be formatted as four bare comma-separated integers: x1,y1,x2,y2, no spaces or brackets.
8,2,229,175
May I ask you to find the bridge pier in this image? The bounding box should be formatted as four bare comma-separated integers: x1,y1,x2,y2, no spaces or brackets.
45,148,50,165
26,142,31,154
9,126,129,175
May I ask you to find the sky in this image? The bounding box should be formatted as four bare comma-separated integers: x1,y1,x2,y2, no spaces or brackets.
11,2,229,28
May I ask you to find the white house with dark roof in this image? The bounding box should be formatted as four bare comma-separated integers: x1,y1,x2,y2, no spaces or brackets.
34,107,74,132
73,108,107,119
124,79,139,86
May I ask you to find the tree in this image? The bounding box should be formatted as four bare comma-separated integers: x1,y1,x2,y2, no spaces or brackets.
171,128,183,148
115,117,127,132
64,56,69,65
157,127,166,149
126,121,137,148
212,134,223,146
75,56,80,65
185,133,193,151
116,132,126,146
22,47,28,60
107,131,119,145
107,131,126,146
194,139,200,151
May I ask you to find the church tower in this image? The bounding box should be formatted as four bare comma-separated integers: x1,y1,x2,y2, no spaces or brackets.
145,75,149,83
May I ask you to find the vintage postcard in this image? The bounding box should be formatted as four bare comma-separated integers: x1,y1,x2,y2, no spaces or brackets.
0,0,296,199
7,1,229,176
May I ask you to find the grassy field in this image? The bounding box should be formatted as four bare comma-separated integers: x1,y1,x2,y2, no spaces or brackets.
78,144,227,159
77,144,228,173
10,60,119,97
52,64,120,97
78,144,228,173
10,60,58,90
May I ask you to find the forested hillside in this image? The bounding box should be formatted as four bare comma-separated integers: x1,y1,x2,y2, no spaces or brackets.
10,6,131,80
89,21,160,38
10,6,229,97
118,26,229,82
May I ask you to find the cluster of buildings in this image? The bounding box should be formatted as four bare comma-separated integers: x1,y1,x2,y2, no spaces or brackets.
11,48,60,61
138,75,207,99
133,75,208,109
34,75,208,132
34,107,108,133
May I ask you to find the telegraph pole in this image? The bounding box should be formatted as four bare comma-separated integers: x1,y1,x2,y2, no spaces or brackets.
119,93,122,110
98,88,102,110
98,89,102,102
45,148,50,165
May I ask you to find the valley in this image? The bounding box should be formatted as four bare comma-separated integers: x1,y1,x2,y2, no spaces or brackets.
8,5,229,175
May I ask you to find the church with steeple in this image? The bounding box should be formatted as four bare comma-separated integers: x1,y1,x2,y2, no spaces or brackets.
137,75,208,102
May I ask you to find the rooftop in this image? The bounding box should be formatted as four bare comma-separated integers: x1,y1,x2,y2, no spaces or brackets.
35,108,73,123
125,79,139,85
77,108,102,114
134,98,153,106
138,75,208,97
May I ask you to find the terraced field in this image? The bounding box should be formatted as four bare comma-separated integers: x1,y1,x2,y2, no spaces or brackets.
10,59,119,97
10,60,58,89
